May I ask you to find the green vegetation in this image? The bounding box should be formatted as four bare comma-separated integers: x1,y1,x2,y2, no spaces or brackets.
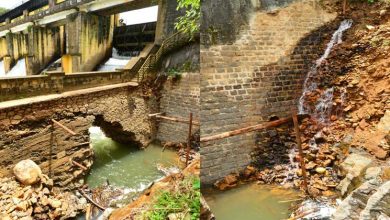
166,61,197,80
0,7,8,15
175,0,200,38
167,67,182,80
144,176,201,220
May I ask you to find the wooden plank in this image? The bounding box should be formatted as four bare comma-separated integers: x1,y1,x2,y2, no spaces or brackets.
186,113,193,166
149,114,200,126
200,117,292,142
292,112,309,194
51,119,76,135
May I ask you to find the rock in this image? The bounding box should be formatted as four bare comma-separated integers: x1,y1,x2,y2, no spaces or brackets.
365,167,382,180
337,154,373,196
15,201,29,211
306,161,317,170
339,154,372,177
13,160,42,185
48,199,62,208
0,214,12,220
314,132,326,143
224,174,238,185
380,9,387,16
316,167,326,174
360,181,390,219
242,166,256,178
378,111,390,132
366,25,375,30
168,212,189,220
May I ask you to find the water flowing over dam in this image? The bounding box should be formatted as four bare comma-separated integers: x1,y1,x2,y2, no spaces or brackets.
97,49,131,72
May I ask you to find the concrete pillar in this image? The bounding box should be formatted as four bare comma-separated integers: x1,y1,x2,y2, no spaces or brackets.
65,11,114,73
23,10,29,18
3,56,14,73
5,18,10,24
49,0,56,8
26,25,63,75
155,0,184,43
62,54,80,74
4,33,14,73
155,0,166,44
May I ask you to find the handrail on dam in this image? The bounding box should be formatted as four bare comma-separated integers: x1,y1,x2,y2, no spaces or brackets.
136,32,195,83
0,0,95,32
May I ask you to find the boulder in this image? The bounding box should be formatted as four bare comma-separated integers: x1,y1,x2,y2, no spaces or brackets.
339,154,372,177
13,160,42,185
337,154,373,196
378,111,390,132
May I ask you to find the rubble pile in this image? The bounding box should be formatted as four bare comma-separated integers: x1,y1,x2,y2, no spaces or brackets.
0,160,87,220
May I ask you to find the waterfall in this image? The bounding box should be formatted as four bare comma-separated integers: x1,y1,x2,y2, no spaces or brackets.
298,20,353,116
3,59,27,77
314,87,334,123
98,48,131,71
0,59,27,78
0,60,5,77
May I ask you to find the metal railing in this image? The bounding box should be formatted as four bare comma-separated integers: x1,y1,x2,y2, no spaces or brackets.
136,32,195,83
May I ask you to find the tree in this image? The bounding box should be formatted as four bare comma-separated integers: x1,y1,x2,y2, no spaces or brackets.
0,7,8,15
175,0,200,38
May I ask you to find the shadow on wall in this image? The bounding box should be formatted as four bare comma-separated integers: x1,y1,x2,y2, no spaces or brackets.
200,11,345,184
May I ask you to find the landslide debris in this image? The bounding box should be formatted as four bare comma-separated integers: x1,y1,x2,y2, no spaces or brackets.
0,160,86,220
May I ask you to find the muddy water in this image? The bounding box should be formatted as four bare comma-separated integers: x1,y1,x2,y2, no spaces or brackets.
86,127,179,189
204,183,301,220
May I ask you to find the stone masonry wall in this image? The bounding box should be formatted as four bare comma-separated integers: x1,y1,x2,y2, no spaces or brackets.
200,0,337,184
0,84,158,187
157,72,200,143
0,70,136,102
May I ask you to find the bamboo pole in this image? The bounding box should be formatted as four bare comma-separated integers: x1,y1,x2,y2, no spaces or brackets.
51,119,77,135
71,160,88,171
78,189,106,211
343,0,347,14
185,113,193,166
200,117,292,142
149,114,200,126
292,112,309,194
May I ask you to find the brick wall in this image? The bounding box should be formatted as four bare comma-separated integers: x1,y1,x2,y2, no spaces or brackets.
157,72,200,143
200,0,337,184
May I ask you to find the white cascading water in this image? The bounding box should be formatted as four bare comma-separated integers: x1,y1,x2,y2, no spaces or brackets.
284,20,353,181
314,87,334,123
0,60,5,77
298,20,353,117
98,48,131,71
0,59,27,78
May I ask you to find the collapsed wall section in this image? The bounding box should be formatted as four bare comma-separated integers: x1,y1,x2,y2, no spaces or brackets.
200,0,337,184
0,84,158,187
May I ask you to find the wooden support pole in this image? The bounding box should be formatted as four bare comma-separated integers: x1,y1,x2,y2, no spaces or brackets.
343,0,347,14
185,113,193,166
51,119,77,135
200,117,292,142
292,112,309,194
78,189,106,211
149,114,200,126
71,160,88,171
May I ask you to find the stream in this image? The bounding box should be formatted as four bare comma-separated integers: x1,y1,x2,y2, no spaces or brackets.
86,126,179,194
203,183,301,220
